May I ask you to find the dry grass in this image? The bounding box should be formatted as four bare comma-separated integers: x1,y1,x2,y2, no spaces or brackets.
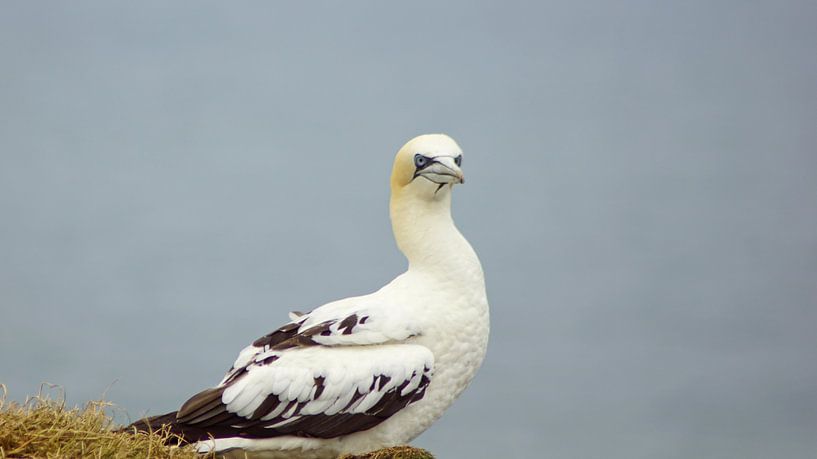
0,385,433,459
0,385,206,458
338,446,434,459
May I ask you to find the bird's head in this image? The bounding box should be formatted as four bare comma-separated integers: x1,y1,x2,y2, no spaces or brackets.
390,134,464,200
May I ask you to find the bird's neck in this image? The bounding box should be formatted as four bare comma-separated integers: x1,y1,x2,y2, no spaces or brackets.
389,190,480,276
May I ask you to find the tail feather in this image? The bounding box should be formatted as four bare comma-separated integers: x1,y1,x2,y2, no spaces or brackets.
121,411,204,445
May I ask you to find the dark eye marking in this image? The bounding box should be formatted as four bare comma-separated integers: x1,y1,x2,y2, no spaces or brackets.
454,154,462,166
414,154,432,170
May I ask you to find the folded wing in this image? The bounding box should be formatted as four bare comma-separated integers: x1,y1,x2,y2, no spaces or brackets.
170,302,432,442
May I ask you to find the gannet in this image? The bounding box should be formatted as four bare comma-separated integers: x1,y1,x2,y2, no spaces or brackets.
129,134,490,458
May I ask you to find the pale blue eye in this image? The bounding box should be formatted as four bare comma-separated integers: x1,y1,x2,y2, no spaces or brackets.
414,154,429,168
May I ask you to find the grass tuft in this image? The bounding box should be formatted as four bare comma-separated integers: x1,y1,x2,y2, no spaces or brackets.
338,446,434,459
1,385,433,459
0,385,206,458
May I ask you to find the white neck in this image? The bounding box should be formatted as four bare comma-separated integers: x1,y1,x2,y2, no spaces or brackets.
389,188,480,276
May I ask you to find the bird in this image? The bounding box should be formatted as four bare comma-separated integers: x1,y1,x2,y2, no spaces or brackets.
127,134,490,458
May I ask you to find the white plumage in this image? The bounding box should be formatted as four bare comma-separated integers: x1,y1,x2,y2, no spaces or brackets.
135,134,489,458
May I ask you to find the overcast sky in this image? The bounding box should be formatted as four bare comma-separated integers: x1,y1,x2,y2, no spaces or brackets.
1,2,816,458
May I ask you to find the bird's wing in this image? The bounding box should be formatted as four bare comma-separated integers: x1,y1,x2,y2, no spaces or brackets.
172,299,432,441
175,344,432,440
223,296,422,384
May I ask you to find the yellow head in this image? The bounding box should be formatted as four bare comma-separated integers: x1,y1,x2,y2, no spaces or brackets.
390,134,465,199
388,134,468,262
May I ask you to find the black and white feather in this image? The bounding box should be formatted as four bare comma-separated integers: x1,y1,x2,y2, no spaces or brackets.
131,304,432,444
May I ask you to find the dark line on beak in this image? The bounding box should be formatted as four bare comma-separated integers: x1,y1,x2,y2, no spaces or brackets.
434,183,445,194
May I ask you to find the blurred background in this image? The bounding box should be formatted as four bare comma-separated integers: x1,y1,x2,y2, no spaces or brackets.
1,1,815,458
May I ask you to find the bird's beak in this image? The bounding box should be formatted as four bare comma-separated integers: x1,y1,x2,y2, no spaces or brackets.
416,156,465,185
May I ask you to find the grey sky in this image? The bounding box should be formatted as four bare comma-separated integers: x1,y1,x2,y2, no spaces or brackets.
1,1,816,458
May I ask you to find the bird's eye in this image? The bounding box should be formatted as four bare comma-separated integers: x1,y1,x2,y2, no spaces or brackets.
454,155,462,167
414,154,428,168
